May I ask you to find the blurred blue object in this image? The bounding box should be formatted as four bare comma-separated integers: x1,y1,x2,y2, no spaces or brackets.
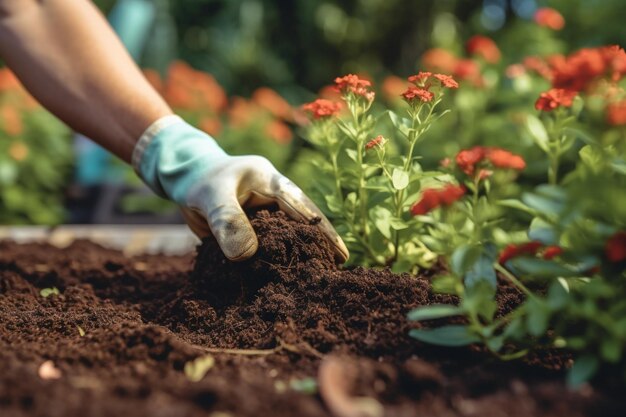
75,0,156,186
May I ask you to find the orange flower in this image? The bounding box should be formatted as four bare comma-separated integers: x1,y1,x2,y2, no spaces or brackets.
535,88,577,111
265,120,293,144
0,68,20,91
605,231,626,262
143,69,163,93
228,97,263,128
334,74,375,101
365,135,387,151
498,241,543,264
401,86,434,103
381,76,407,101
486,148,526,171
534,7,565,30
252,87,293,121
452,60,482,86
607,101,626,126
410,184,465,216
421,48,458,73
164,61,227,112
199,116,222,136
318,85,343,101
8,141,29,162
301,99,342,120
466,35,501,64
1,105,23,136
433,73,460,89
407,72,433,86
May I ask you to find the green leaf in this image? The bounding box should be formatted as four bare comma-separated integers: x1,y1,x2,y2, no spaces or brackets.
464,252,497,290
600,338,621,363
526,299,550,337
497,199,537,216
289,377,318,394
391,168,409,190
407,304,464,321
40,287,60,298
450,244,480,276
509,258,577,278
324,194,343,214
184,355,215,382
388,111,411,137
567,355,598,388
372,206,393,239
528,218,558,245
409,325,480,347
526,114,550,152
389,217,409,231
345,148,359,163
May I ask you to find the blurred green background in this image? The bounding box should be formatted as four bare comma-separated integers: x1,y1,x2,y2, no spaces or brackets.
1,0,625,224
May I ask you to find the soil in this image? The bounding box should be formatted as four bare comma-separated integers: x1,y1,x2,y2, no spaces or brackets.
0,210,623,417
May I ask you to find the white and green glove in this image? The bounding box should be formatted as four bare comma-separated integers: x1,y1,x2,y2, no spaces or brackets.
132,115,349,262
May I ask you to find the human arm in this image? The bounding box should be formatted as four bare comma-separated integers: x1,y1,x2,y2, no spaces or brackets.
0,0,349,262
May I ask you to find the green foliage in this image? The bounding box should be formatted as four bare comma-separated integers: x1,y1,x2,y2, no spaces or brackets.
184,354,215,382
40,287,60,298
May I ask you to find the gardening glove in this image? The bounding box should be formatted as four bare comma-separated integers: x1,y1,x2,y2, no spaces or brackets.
132,115,349,262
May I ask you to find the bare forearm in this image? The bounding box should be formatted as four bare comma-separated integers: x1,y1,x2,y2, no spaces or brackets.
0,0,172,162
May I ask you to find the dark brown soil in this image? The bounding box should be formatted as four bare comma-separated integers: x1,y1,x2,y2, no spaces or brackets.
0,210,623,417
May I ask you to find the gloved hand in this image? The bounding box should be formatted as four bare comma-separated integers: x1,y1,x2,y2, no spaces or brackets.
133,115,349,262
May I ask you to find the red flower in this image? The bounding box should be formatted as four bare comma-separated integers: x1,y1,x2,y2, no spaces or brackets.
607,101,626,126
542,246,563,260
452,60,483,87
439,184,466,205
535,89,577,111
551,48,607,91
334,74,375,100
455,146,486,175
534,7,565,31
408,72,433,86
466,35,501,64
401,86,434,103
381,76,407,101
486,148,526,171
365,135,387,150
605,231,626,263
301,99,342,119
410,185,465,216
411,189,441,216
455,146,526,176
433,73,459,89
523,56,553,80
498,242,543,264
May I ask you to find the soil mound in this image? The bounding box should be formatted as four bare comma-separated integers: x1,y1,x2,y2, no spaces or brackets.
0,210,623,417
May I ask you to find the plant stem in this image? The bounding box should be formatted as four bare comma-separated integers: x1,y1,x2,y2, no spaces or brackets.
493,263,536,299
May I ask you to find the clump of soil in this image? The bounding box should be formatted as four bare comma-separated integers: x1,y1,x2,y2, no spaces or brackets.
0,210,623,417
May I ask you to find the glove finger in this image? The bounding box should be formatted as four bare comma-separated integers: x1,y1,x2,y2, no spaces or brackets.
204,197,259,261
180,206,212,238
265,176,349,263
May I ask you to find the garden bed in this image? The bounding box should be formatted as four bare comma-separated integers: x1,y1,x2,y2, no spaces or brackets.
0,210,622,417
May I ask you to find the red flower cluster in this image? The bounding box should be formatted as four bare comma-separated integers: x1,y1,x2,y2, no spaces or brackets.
401,72,458,104
301,99,342,119
605,231,626,263
466,35,501,64
401,86,434,103
535,88,577,111
365,135,387,150
498,242,563,264
410,184,466,216
607,101,626,126
455,146,526,176
551,46,626,92
534,7,565,31
334,74,375,101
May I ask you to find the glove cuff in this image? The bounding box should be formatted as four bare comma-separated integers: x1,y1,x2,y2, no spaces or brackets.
132,115,227,202
132,114,184,175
